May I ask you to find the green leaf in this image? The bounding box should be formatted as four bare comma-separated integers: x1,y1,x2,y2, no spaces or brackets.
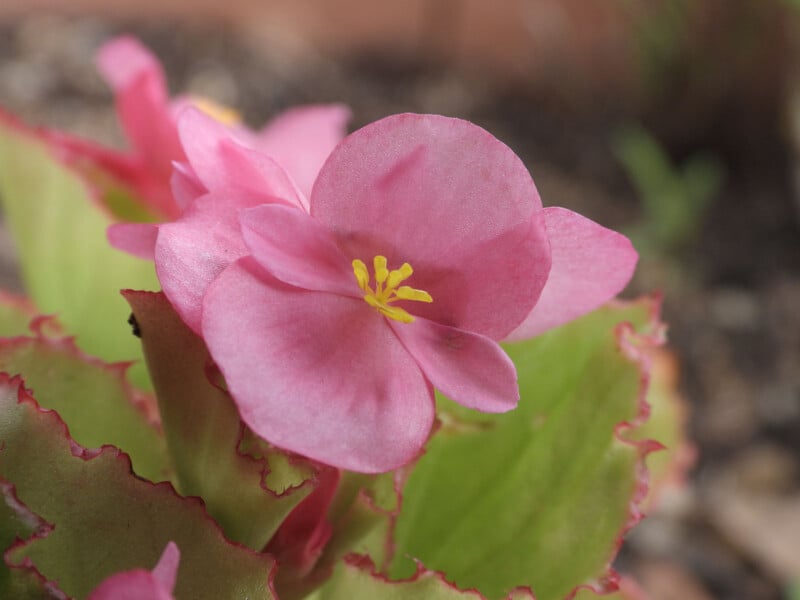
392,298,662,600
0,374,276,600
0,484,55,599
613,125,722,253
125,290,316,551
0,124,159,389
324,471,400,567
571,578,645,600
0,332,170,483
314,555,507,600
0,291,56,338
628,347,694,510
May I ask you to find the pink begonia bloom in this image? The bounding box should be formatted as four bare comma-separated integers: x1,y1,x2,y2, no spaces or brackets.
41,35,348,259
87,541,180,600
156,113,637,472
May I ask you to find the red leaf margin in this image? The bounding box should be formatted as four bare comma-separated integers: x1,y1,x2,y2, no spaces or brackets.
563,293,670,600
0,314,161,431
0,372,279,599
339,553,537,599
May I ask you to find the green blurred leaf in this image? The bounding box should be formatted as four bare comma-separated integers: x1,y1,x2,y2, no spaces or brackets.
0,291,48,338
125,290,316,551
0,374,276,600
613,125,722,255
0,334,170,483
0,124,159,388
392,299,660,600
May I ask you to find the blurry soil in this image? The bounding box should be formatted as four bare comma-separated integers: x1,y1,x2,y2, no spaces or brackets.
1,14,799,600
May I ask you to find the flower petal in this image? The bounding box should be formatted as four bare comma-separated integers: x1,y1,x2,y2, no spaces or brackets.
96,35,164,92
151,541,180,592
239,204,356,296
97,36,181,180
311,113,549,340
155,192,258,333
505,207,639,341
88,570,173,600
256,104,350,199
391,317,519,413
87,541,179,600
170,161,205,211
177,107,306,210
201,259,435,473
107,222,159,260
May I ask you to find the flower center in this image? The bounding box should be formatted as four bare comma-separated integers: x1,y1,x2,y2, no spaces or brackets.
191,97,242,126
352,256,433,323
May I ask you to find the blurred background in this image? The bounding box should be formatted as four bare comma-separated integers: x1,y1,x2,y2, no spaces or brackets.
0,1,798,598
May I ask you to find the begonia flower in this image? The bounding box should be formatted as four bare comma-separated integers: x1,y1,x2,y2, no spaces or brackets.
87,541,180,600
94,36,349,260
155,113,637,473
0,34,348,260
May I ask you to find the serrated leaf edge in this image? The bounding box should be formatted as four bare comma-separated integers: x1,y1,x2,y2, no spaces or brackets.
564,293,668,599
0,373,280,596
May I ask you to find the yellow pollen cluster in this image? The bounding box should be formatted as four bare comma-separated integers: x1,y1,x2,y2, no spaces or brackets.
191,97,242,126
352,256,433,323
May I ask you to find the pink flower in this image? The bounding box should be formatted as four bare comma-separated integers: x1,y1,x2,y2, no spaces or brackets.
156,113,637,473
87,541,180,600
3,34,347,259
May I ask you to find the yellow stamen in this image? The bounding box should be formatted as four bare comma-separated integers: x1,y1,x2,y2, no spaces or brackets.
351,255,433,323
191,97,242,126
352,259,370,291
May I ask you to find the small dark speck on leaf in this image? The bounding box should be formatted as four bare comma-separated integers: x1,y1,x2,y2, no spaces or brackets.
128,313,141,338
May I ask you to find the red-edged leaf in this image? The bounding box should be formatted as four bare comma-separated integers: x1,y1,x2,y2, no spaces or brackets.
124,290,319,550
317,554,535,599
0,290,63,339
628,347,695,511
0,329,168,483
0,118,159,390
392,297,665,600
0,374,276,599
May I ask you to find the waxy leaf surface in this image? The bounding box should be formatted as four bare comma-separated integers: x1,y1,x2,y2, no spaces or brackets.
0,333,169,483
313,555,499,600
0,125,159,388
0,374,276,599
0,484,54,598
392,299,662,599
125,290,316,551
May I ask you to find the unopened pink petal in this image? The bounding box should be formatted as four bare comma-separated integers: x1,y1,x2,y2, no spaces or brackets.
392,317,518,413
87,541,178,600
98,39,180,181
88,571,172,600
177,107,306,210
239,204,356,296
151,541,180,592
505,207,638,341
202,259,434,473
170,161,206,210
257,104,350,199
96,36,164,92
311,113,549,340
155,192,259,333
